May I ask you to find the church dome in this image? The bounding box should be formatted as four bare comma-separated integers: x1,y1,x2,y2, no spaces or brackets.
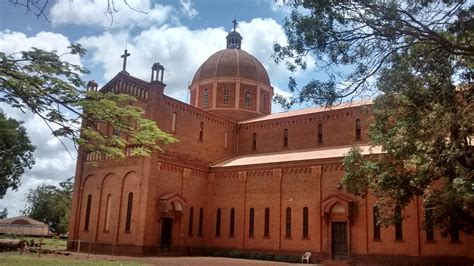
192,49,270,86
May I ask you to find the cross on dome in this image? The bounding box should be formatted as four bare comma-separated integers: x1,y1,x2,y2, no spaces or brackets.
226,19,242,49
121,49,131,73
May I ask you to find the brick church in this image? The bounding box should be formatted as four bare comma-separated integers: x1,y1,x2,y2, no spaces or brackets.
67,25,473,262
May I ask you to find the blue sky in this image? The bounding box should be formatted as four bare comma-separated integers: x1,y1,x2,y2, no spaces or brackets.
1,0,320,216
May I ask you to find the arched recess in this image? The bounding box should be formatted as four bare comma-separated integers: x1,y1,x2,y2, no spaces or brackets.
158,193,186,219
321,194,355,224
96,173,118,242
117,171,140,244
79,174,100,241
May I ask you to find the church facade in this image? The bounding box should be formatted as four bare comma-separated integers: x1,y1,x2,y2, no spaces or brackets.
67,28,473,262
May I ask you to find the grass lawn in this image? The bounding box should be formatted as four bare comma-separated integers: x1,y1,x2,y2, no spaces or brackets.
0,252,145,265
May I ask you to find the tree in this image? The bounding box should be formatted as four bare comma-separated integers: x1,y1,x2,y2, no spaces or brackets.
274,0,473,234
0,44,176,159
21,178,74,234
0,208,7,219
0,111,35,198
273,0,472,107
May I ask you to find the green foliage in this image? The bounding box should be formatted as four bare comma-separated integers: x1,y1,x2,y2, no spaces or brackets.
277,0,473,235
21,178,74,234
0,44,176,160
0,208,7,219
273,0,473,107
0,112,35,198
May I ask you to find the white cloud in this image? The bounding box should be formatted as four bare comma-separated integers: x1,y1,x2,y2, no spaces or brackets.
79,18,303,105
0,30,81,65
180,0,198,18
49,0,173,29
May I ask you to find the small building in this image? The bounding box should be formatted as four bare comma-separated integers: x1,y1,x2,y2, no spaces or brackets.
0,216,50,237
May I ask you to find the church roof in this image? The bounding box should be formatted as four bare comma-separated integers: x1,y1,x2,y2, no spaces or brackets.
240,99,373,124
0,216,47,226
211,144,382,168
192,49,271,86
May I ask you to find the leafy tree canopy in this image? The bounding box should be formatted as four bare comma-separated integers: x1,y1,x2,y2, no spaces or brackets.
0,208,7,219
0,44,176,160
21,177,74,234
274,0,473,235
0,111,35,198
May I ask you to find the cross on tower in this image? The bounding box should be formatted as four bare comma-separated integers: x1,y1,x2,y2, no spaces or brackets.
232,19,237,31
121,49,131,72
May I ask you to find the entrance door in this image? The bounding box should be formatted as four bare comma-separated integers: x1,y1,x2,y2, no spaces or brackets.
331,222,348,260
160,218,173,251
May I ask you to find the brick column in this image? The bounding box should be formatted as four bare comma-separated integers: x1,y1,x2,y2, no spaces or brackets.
238,171,247,249
272,168,282,250
235,82,240,108
212,82,217,108
206,173,215,247
311,166,322,252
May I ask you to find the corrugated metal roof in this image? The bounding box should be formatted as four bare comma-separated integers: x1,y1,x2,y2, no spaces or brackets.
211,144,382,168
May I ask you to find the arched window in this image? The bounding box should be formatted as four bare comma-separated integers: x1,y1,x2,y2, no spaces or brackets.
317,123,323,144
188,207,194,236
198,208,204,236
223,88,229,104
425,209,434,241
373,206,381,240
252,132,257,151
303,207,309,238
199,122,204,142
245,91,251,107
229,208,235,237
203,89,209,108
355,119,361,140
264,207,270,237
285,207,291,238
249,208,254,237
171,112,177,133
104,194,112,232
125,192,133,232
215,208,221,236
84,194,92,231
395,205,402,240
283,128,288,147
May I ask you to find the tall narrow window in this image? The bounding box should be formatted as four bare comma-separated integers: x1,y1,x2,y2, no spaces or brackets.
264,207,270,237
303,207,309,238
104,194,112,232
355,119,361,140
425,209,434,241
229,208,235,237
198,208,204,236
249,208,254,237
203,89,209,108
450,215,460,241
317,124,323,144
373,206,381,240
252,132,257,151
224,131,228,150
215,208,221,236
263,93,268,112
125,192,133,232
171,112,177,133
395,206,403,240
245,91,251,107
199,122,204,142
223,88,229,104
285,207,291,238
283,128,288,147
188,207,194,236
84,194,92,231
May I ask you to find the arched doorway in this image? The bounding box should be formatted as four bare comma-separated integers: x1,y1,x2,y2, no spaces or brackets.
321,195,355,260
157,193,186,252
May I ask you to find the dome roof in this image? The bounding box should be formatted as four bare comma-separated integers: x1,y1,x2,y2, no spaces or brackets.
192,49,271,86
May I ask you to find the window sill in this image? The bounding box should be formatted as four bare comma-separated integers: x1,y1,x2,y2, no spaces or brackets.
394,239,404,243
372,239,382,242
302,237,310,240
425,240,436,244
229,235,235,238
450,240,462,244
124,231,131,234
285,236,292,240
248,236,255,239
263,236,270,239
214,235,221,238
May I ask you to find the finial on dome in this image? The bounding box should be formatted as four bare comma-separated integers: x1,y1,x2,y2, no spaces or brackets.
227,19,242,49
